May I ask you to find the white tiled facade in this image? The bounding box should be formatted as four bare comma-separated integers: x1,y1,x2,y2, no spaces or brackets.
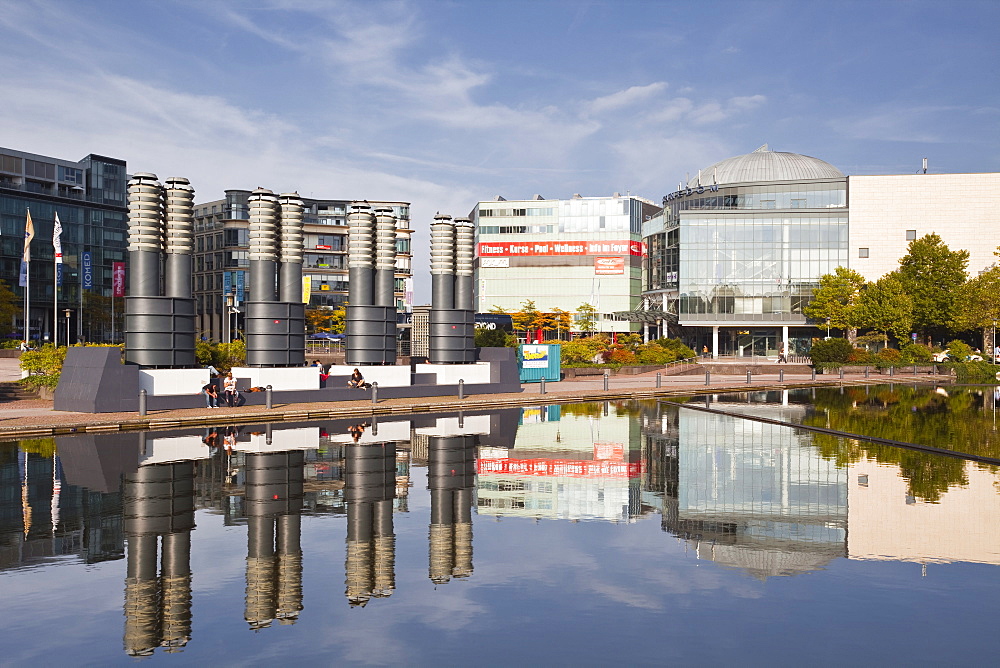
849,173,1000,281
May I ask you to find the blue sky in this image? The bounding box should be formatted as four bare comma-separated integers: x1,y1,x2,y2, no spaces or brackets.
1,0,997,300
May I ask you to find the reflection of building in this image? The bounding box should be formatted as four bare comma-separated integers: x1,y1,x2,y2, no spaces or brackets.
192,191,412,340
0,444,125,572
848,458,1000,566
471,194,658,336
427,435,476,584
122,457,196,655
645,403,847,579
243,449,305,629
476,405,645,522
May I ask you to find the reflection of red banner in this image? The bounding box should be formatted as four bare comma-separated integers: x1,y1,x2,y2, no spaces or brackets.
112,262,125,297
478,240,645,257
594,257,624,275
477,458,643,479
593,441,624,461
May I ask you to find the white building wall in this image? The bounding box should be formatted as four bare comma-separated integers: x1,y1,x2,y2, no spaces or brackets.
848,173,1000,281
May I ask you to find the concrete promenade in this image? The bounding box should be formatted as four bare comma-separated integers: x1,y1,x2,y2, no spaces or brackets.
0,357,950,440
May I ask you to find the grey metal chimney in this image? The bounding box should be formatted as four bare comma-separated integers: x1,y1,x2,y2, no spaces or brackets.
346,203,395,365
278,193,304,304
429,215,475,363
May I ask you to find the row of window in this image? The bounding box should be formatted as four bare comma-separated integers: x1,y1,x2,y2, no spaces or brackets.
478,225,555,235
479,208,555,217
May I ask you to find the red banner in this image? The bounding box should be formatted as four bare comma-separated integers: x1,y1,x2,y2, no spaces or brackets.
478,240,645,258
477,458,643,479
112,261,125,297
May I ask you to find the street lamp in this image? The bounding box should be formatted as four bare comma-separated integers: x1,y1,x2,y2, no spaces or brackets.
224,293,234,344
63,309,71,347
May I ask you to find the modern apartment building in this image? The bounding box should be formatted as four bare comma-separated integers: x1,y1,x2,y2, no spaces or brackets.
471,193,659,337
192,190,413,341
0,146,128,343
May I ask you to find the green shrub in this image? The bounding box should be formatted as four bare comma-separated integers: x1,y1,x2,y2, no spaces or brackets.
946,339,974,361
605,347,637,365
651,337,697,360
900,343,933,362
876,347,902,363
847,347,873,363
635,343,677,365
475,327,509,347
945,361,999,383
809,338,853,364
559,337,609,365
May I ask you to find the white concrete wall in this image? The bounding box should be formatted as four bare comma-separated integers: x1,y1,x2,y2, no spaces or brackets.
849,173,1000,281
325,365,412,387
140,369,212,396
229,367,320,390
414,362,492,384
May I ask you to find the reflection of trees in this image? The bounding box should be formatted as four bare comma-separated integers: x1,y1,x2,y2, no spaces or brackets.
803,386,1000,501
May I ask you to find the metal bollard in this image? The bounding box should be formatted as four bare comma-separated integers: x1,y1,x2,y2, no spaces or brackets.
705,370,711,386
265,385,273,409
865,366,869,378
889,366,895,376
371,381,378,405
811,368,816,381
913,363,917,375
603,370,609,391
459,379,465,400
540,378,545,394
779,369,784,383
138,389,147,416
839,367,844,380
656,372,662,388
746,370,752,384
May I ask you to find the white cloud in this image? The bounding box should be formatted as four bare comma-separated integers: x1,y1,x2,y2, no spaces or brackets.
587,82,669,115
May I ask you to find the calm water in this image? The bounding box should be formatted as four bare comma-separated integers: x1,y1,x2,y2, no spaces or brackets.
2,392,1000,666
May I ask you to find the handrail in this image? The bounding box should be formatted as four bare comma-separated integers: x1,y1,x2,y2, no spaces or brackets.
664,356,699,371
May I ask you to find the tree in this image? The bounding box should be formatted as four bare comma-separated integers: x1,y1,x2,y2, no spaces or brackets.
305,305,346,334
803,266,866,341
551,308,573,339
952,264,1000,353
511,299,541,341
576,302,598,335
895,233,968,338
856,275,913,346
0,279,18,339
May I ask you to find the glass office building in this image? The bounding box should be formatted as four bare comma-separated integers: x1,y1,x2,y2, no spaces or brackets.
0,147,127,343
643,146,847,356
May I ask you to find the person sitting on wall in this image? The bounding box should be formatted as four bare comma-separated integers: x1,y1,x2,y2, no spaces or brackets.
202,381,219,408
223,372,242,407
348,368,366,389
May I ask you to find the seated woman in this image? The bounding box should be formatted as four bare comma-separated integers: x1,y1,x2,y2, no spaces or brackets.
347,368,366,389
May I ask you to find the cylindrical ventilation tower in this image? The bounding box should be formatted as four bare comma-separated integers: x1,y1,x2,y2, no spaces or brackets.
429,215,475,363
374,207,397,308
125,174,196,367
428,435,476,584
245,189,305,367
346,204,396,365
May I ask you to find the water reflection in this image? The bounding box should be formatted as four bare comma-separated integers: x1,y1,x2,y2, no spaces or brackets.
0,399,999,661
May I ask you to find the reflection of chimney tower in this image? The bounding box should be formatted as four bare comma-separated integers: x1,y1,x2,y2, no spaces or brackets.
344,443,396,606
123,456,196,656
427,435,476,584
244,450,305,629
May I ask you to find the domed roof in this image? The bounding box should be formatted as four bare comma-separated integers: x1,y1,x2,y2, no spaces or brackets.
688,144,843,187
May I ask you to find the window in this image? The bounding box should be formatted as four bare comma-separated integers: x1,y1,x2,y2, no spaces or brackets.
859,248,869,258
906,230,917,240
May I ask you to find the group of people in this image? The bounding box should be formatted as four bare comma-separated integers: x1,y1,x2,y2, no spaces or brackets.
201,371,242,408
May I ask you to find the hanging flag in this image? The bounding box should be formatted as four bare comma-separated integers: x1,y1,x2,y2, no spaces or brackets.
112,262,125,297
53,212,63,287
19,210,34,287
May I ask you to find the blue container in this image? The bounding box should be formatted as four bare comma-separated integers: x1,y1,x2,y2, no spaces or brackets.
518,344,561,383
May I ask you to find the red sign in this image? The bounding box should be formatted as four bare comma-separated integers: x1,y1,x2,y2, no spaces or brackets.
478,240,645,257
477,458,643,479
315,245,332,250
594,257,624,275
112,262,125,297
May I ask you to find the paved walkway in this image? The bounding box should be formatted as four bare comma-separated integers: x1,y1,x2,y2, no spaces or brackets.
0,357,951,440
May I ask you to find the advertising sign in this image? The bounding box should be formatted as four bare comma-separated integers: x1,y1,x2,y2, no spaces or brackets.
302,276,312,303
478,240,645,258
480,257,510,268
112,262,125,297
594,257,624,274
522,344,549,368
223,271,232,296
82,251,92,289
236,270,245,303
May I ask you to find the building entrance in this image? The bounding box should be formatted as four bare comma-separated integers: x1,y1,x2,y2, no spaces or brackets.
728,329,779,357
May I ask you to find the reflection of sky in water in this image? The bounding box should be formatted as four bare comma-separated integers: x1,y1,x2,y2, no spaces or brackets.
0,400,999,665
